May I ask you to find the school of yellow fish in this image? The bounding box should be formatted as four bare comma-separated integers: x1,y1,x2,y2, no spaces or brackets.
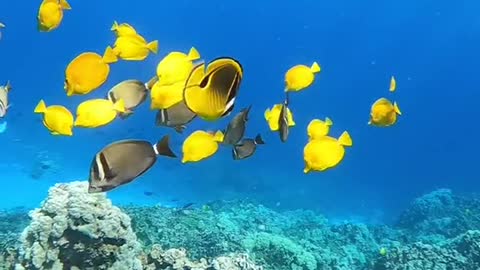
6,1,402,176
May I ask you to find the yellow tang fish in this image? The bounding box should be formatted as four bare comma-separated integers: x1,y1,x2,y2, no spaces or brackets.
368,97,401,127
110,21,137,37
307,117,333,140
150,81,185,110
64,48,117,97
37,0,71,32
183,57,243,121
303,131,353,173
74,99,125,128
389,76,396,92
34,99,74,136
285,62,321,92
156,47,201,86
107,34,158,62
181,130,224,163
264,104,295,131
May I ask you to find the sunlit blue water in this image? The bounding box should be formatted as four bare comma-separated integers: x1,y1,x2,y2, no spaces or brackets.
0,0,479,224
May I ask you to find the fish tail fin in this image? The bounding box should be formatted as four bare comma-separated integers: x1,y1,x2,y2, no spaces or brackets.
187,47,201,61
111,21,119,31
393,102,402,115
325,117,333,126
113,99,126,113
338,131,353,147
310,62,321,73
147,40,159,54
59,0,72,10
154,135,177,158
4,81,11,92
102,46,118,64
34,100,47,114
213,130,224,142
145,76,158,90
254,134,265,145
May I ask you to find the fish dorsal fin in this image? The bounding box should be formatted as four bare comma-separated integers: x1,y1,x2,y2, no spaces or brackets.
187,47,201,61
325,117,333,126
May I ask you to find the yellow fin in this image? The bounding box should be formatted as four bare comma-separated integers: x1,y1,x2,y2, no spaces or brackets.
34,100,47,114
102,46,118,64
59,0,71,10
310,62,321,73
393,102,402,115
113,99,126,113
213,130,224,142
325,117,333,126
111,21,118,31
187,47,200,61
338,131,353,147
389,76,396,92
303,165,311,174
264,108,271,120
147,40,159,54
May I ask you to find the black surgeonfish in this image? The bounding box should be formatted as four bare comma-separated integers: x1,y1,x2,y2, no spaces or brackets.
232,134,265,160
183,57,243,121
155,99,197,133
278,93,291,142
88,135,176,193
222,105,251,145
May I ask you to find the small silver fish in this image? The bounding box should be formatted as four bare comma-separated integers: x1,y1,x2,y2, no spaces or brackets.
222,105,251,145
107,79,150,119
278,93,290,143
155,100,196,133
88,135,176,193
232,134,265,160
0,81,12,118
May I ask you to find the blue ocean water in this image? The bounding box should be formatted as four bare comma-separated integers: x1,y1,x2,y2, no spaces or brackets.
0,0,478,225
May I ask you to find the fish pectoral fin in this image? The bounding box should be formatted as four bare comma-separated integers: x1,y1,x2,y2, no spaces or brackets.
174,125,186,134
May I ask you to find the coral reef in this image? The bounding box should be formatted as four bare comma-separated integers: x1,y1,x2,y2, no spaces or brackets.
396,189,480,242
1,185,480,270
15,181,142,270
